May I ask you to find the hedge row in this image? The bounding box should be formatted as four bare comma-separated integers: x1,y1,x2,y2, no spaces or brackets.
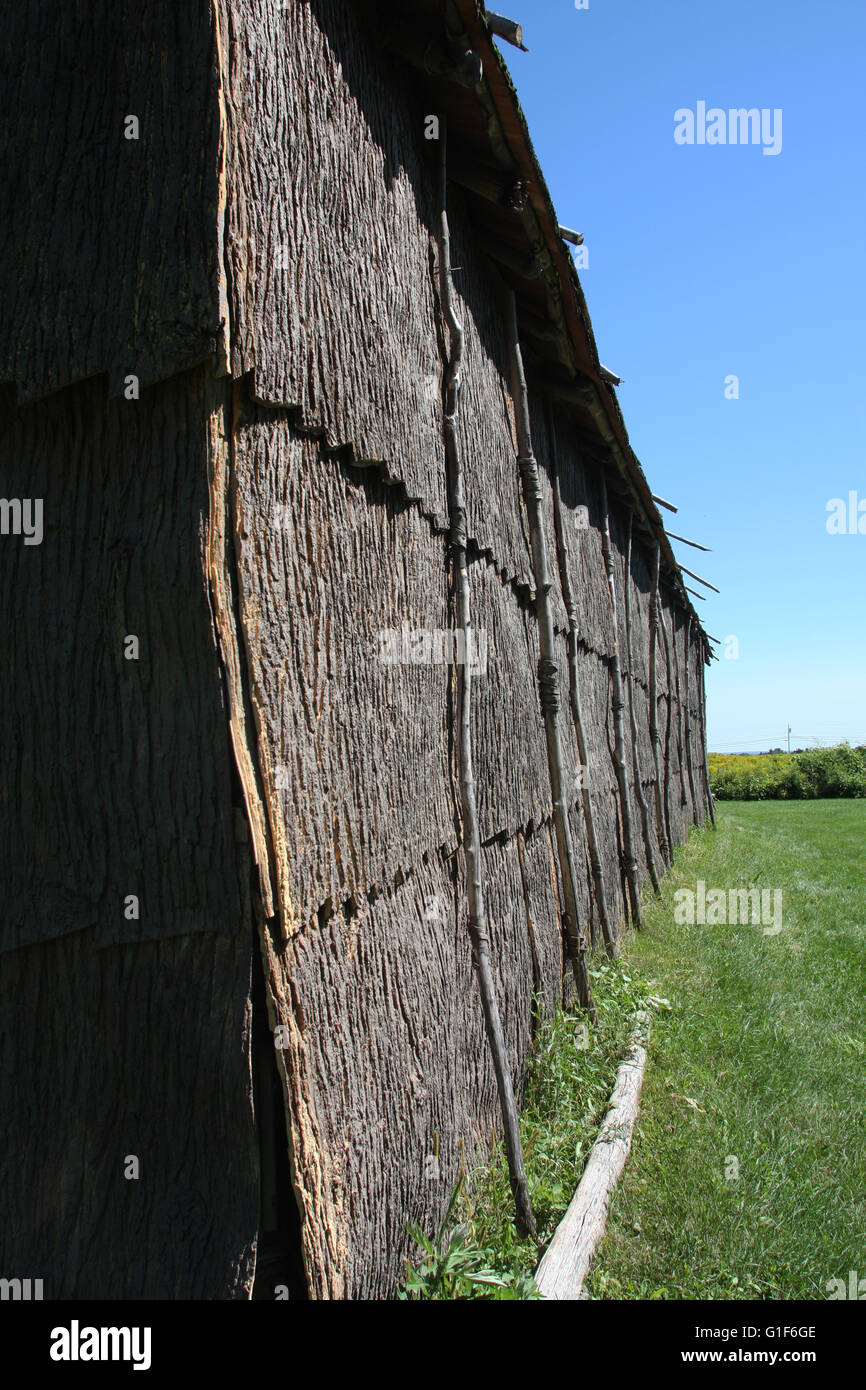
708,745,866,800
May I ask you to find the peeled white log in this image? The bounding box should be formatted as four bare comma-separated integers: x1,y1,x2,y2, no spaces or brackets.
534,1012,651,1300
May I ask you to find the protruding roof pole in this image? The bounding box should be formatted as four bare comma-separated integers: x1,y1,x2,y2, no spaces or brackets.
679,564,720,594
484,11,529,51
668,530,711,552
652,493,678,513
558,224,585,246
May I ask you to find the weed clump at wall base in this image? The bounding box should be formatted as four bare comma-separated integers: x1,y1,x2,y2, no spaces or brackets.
399,961,654,1299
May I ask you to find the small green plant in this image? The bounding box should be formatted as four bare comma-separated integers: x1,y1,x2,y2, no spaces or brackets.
398,960,653,1298
398,1181,539,1300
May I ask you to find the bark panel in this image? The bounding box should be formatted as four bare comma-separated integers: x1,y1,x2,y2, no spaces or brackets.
229,413,456,934
0,370,244,950
0,1,225,401
0,368,259,1297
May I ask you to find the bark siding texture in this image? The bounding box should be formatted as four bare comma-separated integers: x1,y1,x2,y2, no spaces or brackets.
1,0,711,1299
0,370,259,1297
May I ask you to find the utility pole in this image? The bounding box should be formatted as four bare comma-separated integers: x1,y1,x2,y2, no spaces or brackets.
787,724,791,753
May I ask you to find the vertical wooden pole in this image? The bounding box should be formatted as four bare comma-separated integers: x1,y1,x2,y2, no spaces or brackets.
658,600,676,856
670,607,691,836
548,411,617,957
437,124,535,1238
683,615,700,826
599,477,643,929
648,543,671,866
624,515,661,894
505,290,600,1008
699,644,716,827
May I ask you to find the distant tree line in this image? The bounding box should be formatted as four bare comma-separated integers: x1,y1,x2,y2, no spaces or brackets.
709,745,866,800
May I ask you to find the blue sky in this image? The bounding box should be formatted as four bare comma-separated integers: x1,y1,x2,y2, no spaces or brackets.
494,0,865,751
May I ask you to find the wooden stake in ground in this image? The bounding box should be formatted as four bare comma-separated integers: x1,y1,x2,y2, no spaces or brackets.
624,514,661,895
437,126,535,1239
599,477,643,929
549,431,616,958
505,290,598,1016
648,544,671,866
534,1011,651,1300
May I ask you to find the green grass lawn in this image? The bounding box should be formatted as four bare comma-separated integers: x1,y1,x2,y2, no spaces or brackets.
587,800,866,1300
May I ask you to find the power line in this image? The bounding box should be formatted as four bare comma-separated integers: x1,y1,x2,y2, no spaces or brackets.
709,733,866,750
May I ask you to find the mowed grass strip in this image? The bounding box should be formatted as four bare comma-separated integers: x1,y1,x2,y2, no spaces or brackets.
587,801,866,1300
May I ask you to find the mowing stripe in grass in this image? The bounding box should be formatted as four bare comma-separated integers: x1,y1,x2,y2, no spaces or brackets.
586,801,866,1300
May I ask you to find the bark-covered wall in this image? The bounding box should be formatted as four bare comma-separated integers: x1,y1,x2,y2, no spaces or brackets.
0,2,227,401
0,370,259,1297
1,0,712,1302
217,0,712,1298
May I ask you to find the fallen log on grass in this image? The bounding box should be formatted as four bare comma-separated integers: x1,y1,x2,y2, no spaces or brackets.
534,1010,651,1300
